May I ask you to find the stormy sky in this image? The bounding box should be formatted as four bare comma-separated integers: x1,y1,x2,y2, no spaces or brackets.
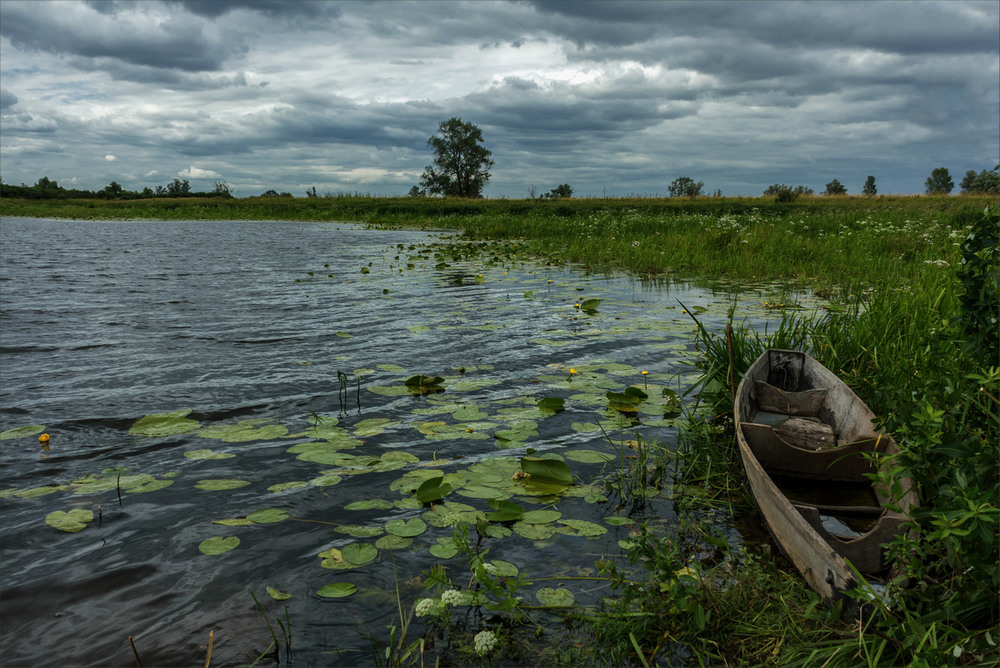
1,0,997,197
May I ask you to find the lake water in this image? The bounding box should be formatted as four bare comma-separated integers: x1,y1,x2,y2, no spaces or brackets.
0,218,815,666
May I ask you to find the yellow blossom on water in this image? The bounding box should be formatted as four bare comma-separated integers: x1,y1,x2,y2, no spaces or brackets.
642,371,649,376
569,368,577,375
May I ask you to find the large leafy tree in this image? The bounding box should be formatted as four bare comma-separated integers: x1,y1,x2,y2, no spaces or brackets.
924,167,954,194
668,176,704,197
824,178,847,195
419,117,494,198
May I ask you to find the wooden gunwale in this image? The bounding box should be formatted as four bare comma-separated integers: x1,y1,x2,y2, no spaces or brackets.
734,349,919,607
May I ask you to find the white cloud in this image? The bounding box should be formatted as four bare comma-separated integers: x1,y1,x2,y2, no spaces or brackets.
104,154,116,161
178,165,222,179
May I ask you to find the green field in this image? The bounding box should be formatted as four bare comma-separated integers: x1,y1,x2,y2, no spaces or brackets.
3,194,997,665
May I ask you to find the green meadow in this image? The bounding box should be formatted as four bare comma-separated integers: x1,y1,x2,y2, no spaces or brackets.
2,194,997,665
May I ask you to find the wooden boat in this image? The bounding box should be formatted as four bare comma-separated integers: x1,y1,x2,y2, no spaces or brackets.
734,349,919,608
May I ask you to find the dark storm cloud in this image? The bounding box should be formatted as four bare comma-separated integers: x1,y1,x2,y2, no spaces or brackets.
0,1,239,72
0,88,18,111
0,0,996,196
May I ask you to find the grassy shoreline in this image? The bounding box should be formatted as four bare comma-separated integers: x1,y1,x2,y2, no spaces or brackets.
3,195,997,665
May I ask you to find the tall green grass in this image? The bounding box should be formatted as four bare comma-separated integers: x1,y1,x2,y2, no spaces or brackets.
681,208,999,665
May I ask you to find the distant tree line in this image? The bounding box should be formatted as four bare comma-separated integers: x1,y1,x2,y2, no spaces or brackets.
0,176,233,199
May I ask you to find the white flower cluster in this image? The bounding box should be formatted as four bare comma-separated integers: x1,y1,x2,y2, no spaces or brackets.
923,259,951,267
414,598,437,618
474,629,498,655
482,562,499,576
440,589,463,605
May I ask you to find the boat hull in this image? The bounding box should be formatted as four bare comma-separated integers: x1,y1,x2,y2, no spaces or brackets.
734,349,918,606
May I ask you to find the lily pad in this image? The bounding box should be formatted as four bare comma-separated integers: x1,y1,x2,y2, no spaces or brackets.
385,517,427,538
127,479,175,494
333,524,384,538
247,508,290,524
214,518,254,526
130,410,200,437
521,509,562,524
199,536,240,555
512,521,556,540
342,542,378,566
375,534,413,550
309,474,343,487
564,449,614,464
317,582,357,599
195,479,251,491
429,536,460,559
556,519,607,537
519,457,573,485
267,481,308,493
183,449,236,460
45,509,94,533
266,586,293,601
0,425,46,440
345,499,394,511
536,587,576,607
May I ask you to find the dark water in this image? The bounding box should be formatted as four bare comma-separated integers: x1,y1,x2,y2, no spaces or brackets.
0,218,808,666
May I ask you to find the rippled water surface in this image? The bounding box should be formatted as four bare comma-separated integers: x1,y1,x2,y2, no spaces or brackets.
1,218,813,666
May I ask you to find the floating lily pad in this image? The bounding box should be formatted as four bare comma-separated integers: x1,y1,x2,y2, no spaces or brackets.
310,474,343,487
455,484,509,500
0,425,46,440
247,508,290,524
385,517,426,537
414,474,453,504
214,518,254,526
333,524,383,537
341,542,378,566
130,410,200,437
536,587,576,607
521,509,562,524
487,560,519,577
513,521,556,540
15,485,65,499
45,508,94,533
536,397,565,412
184,449,236,460
452,407,489,422
267,481,308,493
429,536,460,559
317,582,357,598
564,450,614,464
376,534,413,550
557,519,607,537
127,479,175,494
484,498,525,522
605,516,632,526
378,364,405,372
199,536,240,555
195,479,251,491
267,586,293,601
353,418,398,436
345,499,394,511
519,457,573,485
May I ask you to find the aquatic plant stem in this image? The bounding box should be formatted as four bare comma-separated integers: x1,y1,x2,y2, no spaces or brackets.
203,630,213,668
128,635,142,667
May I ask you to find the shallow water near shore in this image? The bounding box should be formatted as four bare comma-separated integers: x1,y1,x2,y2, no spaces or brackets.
0,217,823,666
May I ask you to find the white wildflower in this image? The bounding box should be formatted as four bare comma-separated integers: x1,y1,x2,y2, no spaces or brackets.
414,598,437,617
482,562,499,576
474,629,498,655
441,589,463,606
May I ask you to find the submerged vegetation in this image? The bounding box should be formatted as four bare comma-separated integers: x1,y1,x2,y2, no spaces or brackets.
1,195,997,665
